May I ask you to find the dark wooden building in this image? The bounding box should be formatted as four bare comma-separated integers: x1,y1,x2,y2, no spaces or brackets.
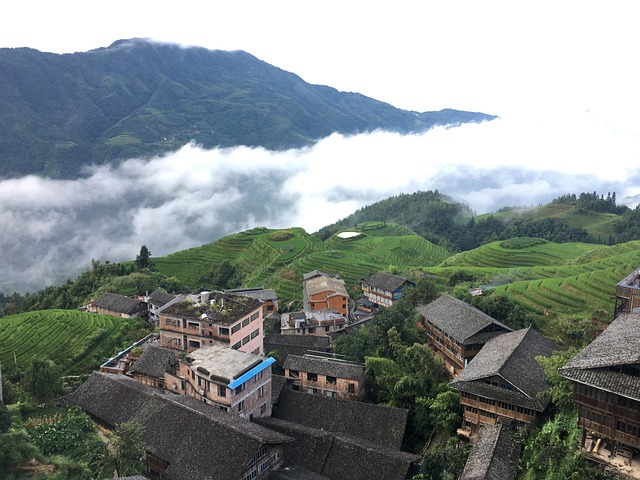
417,295,512,376
450,327,559,435
361,272,415,308
560,311,640,461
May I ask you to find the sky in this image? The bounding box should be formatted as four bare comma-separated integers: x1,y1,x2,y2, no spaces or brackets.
1,1,640,293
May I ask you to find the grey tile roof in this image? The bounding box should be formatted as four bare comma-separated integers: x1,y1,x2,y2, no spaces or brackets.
147,290,176,307
226,287,278,302
459,423,520,480
95,292,144,315
450,379,547,411
268,465,331,480
560,367,640,401
450,328,559,411
416,295,512,344
328,315,373,337
283,355,365,381
264,334,331,367
272,389,408,450
271,374,289,406
131,346,178,378
303,270,336,281
561,312,640,370
361,272,414,293
63,372,292,480
256,417,420,480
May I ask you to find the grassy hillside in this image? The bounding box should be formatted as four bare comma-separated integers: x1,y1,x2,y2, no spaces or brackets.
153,222,450,307
0,310,152,375
153,227,324,289
481,204,621,240
440,238,596,268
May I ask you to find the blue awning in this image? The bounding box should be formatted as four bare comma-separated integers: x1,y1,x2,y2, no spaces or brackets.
228,356,276,389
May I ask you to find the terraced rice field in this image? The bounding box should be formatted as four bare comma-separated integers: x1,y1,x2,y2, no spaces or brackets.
440,239,597,268
0,310,152,375
326,229,450,267
489,241,640,319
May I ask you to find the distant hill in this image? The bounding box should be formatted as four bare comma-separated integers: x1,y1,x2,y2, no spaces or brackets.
317,190,639,251
0,38,496,178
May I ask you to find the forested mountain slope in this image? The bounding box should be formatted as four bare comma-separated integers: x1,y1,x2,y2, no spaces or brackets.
0,39,495,178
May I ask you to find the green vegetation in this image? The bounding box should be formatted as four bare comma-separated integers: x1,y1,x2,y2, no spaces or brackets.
0,310,152,375
0,40,493,179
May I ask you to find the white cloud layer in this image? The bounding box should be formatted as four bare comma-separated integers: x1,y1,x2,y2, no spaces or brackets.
2,110,639,294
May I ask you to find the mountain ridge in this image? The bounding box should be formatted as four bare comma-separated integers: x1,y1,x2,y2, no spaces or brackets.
0,38,496,178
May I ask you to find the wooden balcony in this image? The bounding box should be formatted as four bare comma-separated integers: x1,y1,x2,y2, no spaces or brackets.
461,396,535,424
581,418,640,451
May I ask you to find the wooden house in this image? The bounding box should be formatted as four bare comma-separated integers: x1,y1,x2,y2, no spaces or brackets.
63,372,292,480
130,345,178,389
361,271,415,308
255,389,421,480
560,311,640,465
417,295,512,376
90,292,147,319
450,327,558,436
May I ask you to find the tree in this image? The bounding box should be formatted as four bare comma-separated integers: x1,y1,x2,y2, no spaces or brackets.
0,401,11,433
113,420,145,477
23,358,63,404
0,431,39,478
537,349,578,412
201,260,240,290
334,325,377,363
422,389,462,434
134,245,152,270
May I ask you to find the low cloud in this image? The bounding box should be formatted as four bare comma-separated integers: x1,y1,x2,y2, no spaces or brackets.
2,111,639,294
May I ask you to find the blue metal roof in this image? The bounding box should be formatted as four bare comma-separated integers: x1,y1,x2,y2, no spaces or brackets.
228,356,276,389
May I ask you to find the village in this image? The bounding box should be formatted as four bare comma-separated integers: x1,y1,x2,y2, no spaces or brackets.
64,265,640,479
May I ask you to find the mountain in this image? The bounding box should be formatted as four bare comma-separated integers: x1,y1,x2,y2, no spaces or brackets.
0,38,496,178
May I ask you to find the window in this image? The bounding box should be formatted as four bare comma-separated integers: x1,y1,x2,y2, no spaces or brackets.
218,385,227,397
242,335,250,345
347,383,355,394
326,376,337,385
243,318,250,328
231,342,241,350
254,370,263,382
219,327,229,336
260,403,267,414
238,400,245,412
258,385,265,398
188,340,200,349
250,329,259,339
307,373,318,382
235,383,245,395
231,323,241,334
250,312,260,322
